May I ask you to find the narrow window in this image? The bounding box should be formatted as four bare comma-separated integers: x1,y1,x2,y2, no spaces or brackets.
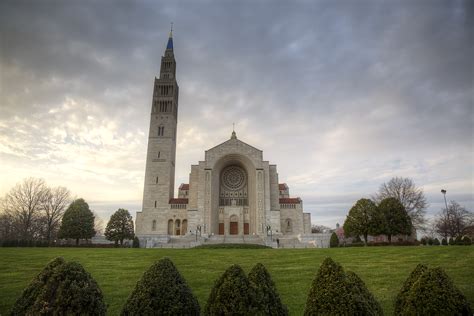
152,220,156,231
154,200,157,208
156,176,159,184
158,126,164,136
157,151,160,158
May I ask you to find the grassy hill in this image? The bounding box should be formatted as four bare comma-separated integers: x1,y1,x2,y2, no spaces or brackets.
0,246,472,315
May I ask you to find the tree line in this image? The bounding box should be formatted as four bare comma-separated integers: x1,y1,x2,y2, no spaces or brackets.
0,178,135,246
341,177,473,244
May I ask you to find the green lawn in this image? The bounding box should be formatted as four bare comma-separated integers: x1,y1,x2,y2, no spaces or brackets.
0,246,473,315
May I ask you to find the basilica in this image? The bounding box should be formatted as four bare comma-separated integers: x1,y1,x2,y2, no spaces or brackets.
135,31,320,248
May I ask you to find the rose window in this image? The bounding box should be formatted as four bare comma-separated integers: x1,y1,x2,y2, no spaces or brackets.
221,166,246,191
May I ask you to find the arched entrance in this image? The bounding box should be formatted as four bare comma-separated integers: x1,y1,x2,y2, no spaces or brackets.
175,219,181,236
229,215,238,235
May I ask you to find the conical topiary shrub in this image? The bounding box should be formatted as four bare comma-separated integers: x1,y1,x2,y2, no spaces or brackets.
122,257,199,315
394,264,428,315
346,271,383,315
304,257,382,315
204,264,255,315
27,261,106,315
329,232,339,247
401,267,472,315
304,258,350,315
248,263,288,316
10,257,66,315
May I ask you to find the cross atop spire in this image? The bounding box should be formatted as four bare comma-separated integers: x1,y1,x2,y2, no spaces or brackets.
231,123,237,139
166,23,173,51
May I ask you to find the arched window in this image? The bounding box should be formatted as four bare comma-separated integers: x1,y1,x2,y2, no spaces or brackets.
152,220,156,231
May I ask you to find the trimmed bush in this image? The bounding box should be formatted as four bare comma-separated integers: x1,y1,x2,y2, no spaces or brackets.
433,238,440,245
441,238,448,245
463,236,472,245
329,232,339,248
401,267,472,315
205,264,255,315
420,237,427,245
427,238,433,245
122,257,199,315
346,271,383,315
304,257,382,315
10,257,66,315
455,235,463,245
394,264,428,315
248,263,288,316
32,261,106,315
132,236,140,248
449,237,455,245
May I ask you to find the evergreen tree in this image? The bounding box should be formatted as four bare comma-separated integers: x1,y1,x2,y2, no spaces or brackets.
248,263,288,316
205,265,255,315
378,197,412,243
463,236,472,245
122,257,200,315
329,232,339,248
449,237,455,245
105,208,134,245
441,238,448,245
132,236,140,248
58,198,95,245
343,198,381,244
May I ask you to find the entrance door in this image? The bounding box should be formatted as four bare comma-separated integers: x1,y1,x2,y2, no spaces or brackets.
230,222,238,235
244,223,249,235
219,223,224,235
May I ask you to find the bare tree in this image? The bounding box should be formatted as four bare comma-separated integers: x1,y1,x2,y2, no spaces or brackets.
0,199,17,240
41,186,71,244
3,178,48,240
374,177,427,229
435,201,473,238
311,224,332,234
93,212,105,236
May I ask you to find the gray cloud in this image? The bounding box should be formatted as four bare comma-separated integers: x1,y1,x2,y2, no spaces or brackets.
0,0,472,228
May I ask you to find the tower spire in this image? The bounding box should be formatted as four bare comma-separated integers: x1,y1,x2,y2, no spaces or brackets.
166,22,173,51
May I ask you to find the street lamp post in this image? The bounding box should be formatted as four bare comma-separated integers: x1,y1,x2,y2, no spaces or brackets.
441,189,450,238
266,225,272,242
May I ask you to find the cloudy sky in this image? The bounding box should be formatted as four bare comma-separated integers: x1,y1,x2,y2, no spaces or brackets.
0,0,472,228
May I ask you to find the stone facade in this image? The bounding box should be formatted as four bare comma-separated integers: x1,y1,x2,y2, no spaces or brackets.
135,32,313,247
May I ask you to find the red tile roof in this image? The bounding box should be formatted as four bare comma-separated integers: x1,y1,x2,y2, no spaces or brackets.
179,183,189,190
279,198,301,204
169,198,189,204
279,183,288,190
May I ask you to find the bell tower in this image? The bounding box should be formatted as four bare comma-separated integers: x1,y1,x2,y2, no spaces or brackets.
141,28,179,225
